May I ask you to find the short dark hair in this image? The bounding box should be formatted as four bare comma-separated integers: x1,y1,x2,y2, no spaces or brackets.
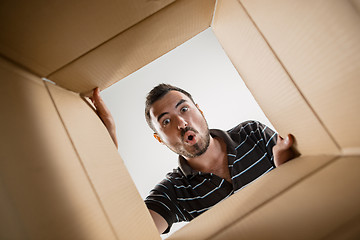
145,84,196,132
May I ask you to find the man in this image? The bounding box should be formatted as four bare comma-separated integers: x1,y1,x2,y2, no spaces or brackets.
91,84,297,234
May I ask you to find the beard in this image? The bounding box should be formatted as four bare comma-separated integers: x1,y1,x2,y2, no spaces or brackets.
166,124,211,159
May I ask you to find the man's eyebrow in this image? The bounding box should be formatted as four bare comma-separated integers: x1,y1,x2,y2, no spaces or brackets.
175,99,187,109
157,99,187,122
157,112,169,122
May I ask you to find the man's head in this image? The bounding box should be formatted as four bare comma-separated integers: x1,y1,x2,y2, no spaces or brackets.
145,84,210,158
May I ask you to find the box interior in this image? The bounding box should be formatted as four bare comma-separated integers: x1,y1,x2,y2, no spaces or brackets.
1,0,359,239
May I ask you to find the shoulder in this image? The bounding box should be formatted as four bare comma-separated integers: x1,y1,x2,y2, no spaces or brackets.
225,120,273,145
227,120,262,134
165,168,186,180
157,168,188,188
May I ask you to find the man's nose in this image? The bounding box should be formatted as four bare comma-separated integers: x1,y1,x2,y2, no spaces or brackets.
177,116,188,130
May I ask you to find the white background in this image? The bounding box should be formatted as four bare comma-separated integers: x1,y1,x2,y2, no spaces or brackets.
102,28,274,238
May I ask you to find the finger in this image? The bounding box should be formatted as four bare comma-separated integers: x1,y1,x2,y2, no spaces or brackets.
89,96,95,105
90,88,98,105
283,134,294,148
92,88,103,107
92,88,111,116
93,87,100,100
275,134,290,150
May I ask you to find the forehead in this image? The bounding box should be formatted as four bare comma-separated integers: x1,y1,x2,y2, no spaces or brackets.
149,91,194,119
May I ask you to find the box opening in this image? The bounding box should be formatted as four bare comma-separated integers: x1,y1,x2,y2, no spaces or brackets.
101,28,274,237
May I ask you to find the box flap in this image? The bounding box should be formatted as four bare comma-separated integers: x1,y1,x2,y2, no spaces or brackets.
167,155,337,239
0,57,116,239
212,0,340,155
48,0,216,95
208,156,360,240
0,0,174,76
241,0,360,151
45,82,160,240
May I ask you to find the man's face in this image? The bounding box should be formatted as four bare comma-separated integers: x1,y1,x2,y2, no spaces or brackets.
149,91,210,159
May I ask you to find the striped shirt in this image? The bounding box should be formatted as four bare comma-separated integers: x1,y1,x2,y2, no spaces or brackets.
145,120,277,233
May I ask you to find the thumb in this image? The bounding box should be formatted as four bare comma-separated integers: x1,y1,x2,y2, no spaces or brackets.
283,134,294,149
276,134,294,150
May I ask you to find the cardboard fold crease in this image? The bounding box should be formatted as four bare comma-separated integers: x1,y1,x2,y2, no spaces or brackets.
1,0,359,238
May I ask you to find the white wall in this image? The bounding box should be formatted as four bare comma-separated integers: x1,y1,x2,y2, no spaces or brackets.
101,28,274,237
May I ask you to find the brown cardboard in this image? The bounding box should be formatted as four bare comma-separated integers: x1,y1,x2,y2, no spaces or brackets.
0,0,174,76
45,82,160,240
167,155,336,240
211,0,340,156
48,0,216,95
241,0,360,155
210,156,360,240
0,57,116,239
1,0,359,239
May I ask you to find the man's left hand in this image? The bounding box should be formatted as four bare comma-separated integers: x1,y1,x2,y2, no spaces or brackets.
273,134,299,167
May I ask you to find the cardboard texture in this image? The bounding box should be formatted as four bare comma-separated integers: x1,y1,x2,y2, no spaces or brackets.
240,0,360,154
1,0,359,239
167,155,337,240
48,0,216,95
0,58,116,239
212,0,340,156
210,156,360,240
45,82,160,240
0,0,174,76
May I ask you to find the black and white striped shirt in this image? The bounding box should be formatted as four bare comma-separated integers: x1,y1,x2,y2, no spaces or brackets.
145,121,277,233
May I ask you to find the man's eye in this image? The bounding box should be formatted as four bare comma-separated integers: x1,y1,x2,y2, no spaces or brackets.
181,106,189,113
162,118,170,126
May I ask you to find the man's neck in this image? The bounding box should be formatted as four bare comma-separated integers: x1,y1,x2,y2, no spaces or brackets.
185,136,227,173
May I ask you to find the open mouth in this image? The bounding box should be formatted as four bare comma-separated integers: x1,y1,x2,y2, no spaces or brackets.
184,131,197,145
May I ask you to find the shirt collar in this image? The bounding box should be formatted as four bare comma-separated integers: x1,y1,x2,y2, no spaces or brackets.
178,128,238,177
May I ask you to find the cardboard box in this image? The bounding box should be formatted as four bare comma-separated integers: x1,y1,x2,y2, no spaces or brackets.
1,0,359,239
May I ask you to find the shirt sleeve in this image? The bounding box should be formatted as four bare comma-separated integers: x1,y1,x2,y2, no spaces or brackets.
145,176,190,234
255,121,278,166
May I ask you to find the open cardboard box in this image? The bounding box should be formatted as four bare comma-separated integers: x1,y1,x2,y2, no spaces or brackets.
1,0,360,239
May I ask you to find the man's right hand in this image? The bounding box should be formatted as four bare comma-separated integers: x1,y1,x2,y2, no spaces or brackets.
90,88,118,149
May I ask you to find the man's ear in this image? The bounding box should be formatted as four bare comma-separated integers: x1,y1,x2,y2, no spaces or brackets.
153,133,163,144
196,104,204,116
